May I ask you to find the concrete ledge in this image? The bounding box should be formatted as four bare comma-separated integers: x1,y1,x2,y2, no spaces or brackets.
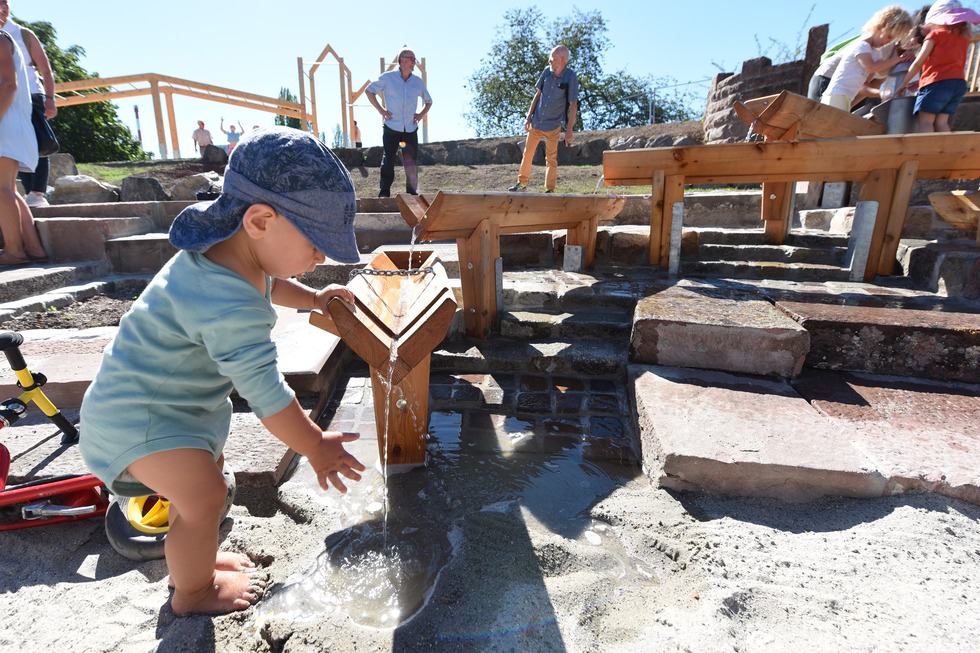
630,285,809,378
36,216,154,262
777,300,980,382
105,233,177,274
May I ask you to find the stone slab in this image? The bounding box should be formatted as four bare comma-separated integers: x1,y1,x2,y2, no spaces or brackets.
0,308,341,408
776,300,980,382
630,285,809,378
793,369,980,505
629,364,885,502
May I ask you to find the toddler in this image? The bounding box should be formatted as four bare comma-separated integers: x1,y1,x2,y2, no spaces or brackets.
80,127,366,616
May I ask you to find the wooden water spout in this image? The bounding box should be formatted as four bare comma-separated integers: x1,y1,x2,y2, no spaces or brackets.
310,251,457,466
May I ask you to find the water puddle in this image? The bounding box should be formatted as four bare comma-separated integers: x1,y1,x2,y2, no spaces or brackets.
254,409,637,630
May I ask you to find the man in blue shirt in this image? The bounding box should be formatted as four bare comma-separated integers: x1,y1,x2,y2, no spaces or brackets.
366,48,433,197
509,45,579,194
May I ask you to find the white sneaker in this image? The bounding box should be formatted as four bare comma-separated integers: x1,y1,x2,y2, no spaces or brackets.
24,194,49,208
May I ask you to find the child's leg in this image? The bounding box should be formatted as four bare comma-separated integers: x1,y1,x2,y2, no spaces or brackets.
128,448,265,615
933,113,952,132
915,111,937,133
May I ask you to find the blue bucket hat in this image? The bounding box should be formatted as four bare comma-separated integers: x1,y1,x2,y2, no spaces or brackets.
169,127,359,263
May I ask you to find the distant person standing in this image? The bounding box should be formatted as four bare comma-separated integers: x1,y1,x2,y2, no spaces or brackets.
366,47,432,197
352,120,362,148
0,1,58,208
221,118,244,154
191,120,213,156
509,45,579,194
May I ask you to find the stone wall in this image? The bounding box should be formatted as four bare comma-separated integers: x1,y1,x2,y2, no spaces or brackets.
704,25,828,143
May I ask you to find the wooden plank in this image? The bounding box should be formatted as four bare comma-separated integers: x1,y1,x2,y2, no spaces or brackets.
929,191,980,230
876,160,919,276
649,170,665,266
662,176,685,269
762,182,794,244
748,91,886,141
458,219,499,338
858,168,897,282
602,132,980,186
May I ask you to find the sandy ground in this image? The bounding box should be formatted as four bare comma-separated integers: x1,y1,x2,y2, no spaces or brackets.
2,410,980,653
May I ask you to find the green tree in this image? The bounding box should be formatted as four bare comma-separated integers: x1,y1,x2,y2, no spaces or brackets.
331,124,344,148
16,17,147,162
465,8,702,137
275,88,302,129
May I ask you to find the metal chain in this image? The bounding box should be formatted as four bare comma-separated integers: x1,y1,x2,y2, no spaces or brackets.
349,266,435,280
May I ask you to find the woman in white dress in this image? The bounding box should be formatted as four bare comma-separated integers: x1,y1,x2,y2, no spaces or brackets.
0,29,47,265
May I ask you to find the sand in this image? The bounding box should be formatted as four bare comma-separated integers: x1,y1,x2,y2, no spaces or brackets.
2,422,980,653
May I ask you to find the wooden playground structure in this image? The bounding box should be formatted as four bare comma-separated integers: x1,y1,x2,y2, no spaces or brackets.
604,92,980,281
52,44,428,158
310,251,456,467
397,191,625,339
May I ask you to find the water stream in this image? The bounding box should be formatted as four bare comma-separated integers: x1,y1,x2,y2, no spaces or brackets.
253,410,637,630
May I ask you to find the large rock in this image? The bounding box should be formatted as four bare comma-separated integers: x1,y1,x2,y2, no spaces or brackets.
50,175,119,204
48,152,78,182
169,172,221,201
120,176,172,202
202,144,228,165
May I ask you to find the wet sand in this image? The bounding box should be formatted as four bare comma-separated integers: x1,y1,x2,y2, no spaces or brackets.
3,406,980,653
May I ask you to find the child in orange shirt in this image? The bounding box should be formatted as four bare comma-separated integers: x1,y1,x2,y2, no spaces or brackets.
898,3,980,131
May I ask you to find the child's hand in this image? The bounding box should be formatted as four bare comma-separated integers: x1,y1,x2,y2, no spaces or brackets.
306,431,365,493
313,284,354,311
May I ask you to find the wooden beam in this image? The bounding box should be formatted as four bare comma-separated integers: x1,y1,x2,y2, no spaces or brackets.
603,132,980,186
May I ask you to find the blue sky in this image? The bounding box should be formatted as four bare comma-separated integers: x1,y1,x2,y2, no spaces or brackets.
11,1,933,158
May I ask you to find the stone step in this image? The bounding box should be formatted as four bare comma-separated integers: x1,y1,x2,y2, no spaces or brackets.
35,216,154,263
697,243,848,265
500,307,633,340
630,364,980,504
630,284,810,378
777,300,980,383
683,260,852,282
432,337,628,377
692,227,850,248
0,261,110,306
105,233,177,274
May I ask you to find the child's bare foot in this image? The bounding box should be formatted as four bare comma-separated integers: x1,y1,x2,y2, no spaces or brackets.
168,552,255,588
171,569,268,616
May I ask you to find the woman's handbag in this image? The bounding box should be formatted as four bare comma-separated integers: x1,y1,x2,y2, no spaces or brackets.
30,101,59,157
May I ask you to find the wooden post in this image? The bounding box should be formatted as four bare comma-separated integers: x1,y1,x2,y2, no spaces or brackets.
762,181,794,244
649,170,665,266
164,88,180,159
859,168,898,281
876,160,919,276
149,78,167,159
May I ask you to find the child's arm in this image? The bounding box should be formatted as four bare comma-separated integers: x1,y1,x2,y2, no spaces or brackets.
271,278,354,311
260,399,365,493
897,40,935,93
856,49,913,76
